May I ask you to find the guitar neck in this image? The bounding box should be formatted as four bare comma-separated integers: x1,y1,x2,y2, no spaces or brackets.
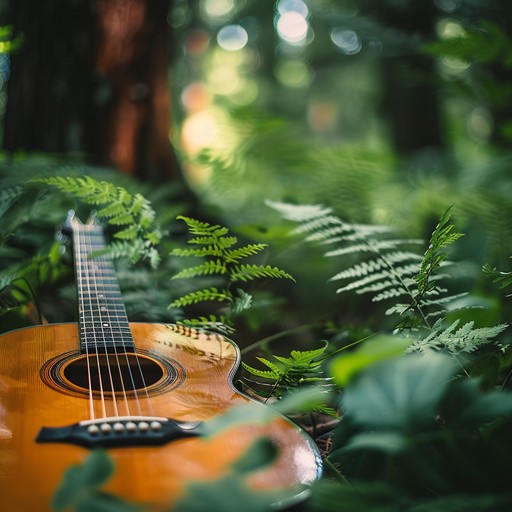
71,217,135,353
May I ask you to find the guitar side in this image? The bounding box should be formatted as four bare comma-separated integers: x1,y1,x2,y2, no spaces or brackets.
0,322,322,511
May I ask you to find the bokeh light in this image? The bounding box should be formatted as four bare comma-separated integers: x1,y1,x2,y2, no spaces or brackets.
202,0,235,18
275,0,310,45
275,59,311,87
330,28,362,55
217,24,249,51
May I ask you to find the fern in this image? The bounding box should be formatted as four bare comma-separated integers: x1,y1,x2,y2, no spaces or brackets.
34,175,161,267
483,259,512,296
407,319,508,354
270,202,470,329
241,344,338,416
170,215,294,328
270,201,508,357
171,287,230,307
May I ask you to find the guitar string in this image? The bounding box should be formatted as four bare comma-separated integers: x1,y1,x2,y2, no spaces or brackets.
94,234,134,417
105,245,156,418
84,224,124,419
85,222,155,419
75,221,107,419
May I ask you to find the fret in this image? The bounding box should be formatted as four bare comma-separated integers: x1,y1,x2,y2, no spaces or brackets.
71,217,135,354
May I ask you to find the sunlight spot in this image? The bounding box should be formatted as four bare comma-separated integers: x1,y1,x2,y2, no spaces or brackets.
307,101,338,134
209,66,242,95
202,0,235,18
467,107,492,142
230,80,259,106
330,28,362,55
277,0,309,17
275,60,311,87
276,12,309,44
437,19,465,39
434,0,459,13
217,25,248,51
180,82,212,113
181,110,219,155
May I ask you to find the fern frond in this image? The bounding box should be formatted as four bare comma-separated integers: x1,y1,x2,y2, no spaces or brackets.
416,207,463,295
176,215,229,237
177,316,235,334
35,175,161,267
170,287,230,308
186,236,238,248
483,261,512,295
407,319,508,354
231,264,295,282
225,244,268,262
231,289,253,314
172,215,294,326
171,246,224,258
265,200,332,222
241,362,280,380
0,185,23,217
172,260,227,279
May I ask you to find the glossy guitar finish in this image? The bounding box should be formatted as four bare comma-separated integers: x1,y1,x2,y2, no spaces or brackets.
0,214,322,511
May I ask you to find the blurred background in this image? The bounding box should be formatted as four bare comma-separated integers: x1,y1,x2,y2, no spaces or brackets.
1,0,512,343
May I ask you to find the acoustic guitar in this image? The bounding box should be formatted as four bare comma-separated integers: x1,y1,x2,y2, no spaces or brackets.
0,212,322,511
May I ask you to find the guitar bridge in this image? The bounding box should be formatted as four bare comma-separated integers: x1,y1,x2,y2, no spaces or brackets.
36,416,203,448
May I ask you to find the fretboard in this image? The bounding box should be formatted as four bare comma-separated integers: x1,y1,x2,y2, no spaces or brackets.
72,220,135,354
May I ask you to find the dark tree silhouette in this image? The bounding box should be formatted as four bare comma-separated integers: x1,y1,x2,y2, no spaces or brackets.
3,0,183,183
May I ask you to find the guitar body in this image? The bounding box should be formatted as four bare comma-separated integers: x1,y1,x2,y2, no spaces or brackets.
0,322,322,511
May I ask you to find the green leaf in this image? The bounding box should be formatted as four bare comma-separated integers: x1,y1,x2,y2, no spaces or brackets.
330,335,410,387
175,469,283,512
441,378,512,429
231,438,278,473
341,353,457,432
52,451,138,512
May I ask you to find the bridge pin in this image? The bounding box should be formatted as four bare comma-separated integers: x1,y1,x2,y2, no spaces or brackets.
125,421,137,432
100,423,112,433
138,421,149,431
113,422,125,433
88,425,100,435
150,421,162,430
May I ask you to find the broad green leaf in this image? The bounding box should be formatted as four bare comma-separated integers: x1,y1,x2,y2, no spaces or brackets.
52,450,139,512
342,431,407,454
341,353,457,432
330,335,409,386
441,378,512,429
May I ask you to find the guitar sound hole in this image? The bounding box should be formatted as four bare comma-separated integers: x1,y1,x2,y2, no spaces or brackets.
41,350,185,398
63,353,163,392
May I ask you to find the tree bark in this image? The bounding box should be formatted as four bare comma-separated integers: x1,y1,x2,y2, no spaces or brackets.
3,0,182,183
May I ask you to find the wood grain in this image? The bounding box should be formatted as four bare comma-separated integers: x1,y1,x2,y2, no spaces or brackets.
0,323,321,511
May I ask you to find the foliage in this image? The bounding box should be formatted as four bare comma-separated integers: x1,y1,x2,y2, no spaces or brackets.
240,343,338,416
52,450,140,512
35,176,162,267
269,201,509,359
169,215,294,328
174,438,283,512
0,25,23,54
316,352,512,511
483,259,512,296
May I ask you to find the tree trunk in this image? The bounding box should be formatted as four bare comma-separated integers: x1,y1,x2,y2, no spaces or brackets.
3,0,182,183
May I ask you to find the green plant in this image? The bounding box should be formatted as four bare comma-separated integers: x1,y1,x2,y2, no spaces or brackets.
36,175,162,267
312,351,512,512
270,201,508,358
169,215,294,328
